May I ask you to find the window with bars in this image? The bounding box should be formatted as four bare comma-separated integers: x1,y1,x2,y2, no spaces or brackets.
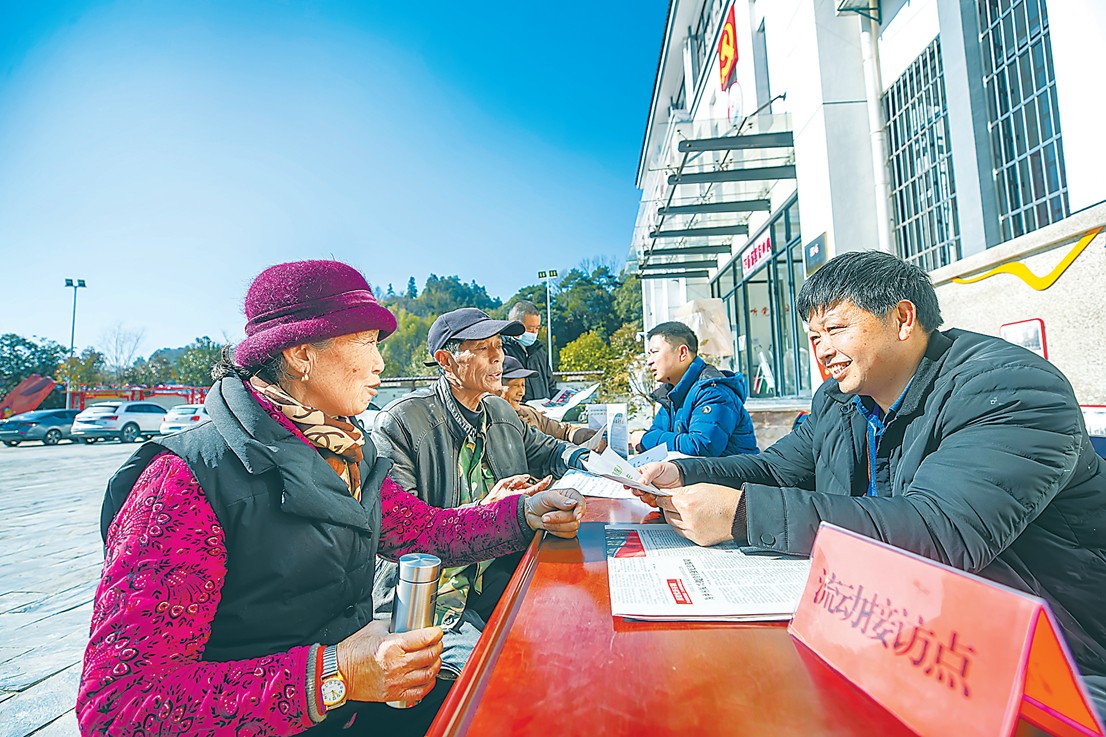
978,0,1068,240
884,39,962,271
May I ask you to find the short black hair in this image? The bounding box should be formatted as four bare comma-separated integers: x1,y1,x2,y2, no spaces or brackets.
796,250,943,331
647,321,698,354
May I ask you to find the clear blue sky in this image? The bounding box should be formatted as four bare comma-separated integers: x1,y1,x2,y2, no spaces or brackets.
0,0,667,354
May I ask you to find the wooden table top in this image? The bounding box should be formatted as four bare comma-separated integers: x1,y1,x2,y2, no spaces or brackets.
426,497,1049,737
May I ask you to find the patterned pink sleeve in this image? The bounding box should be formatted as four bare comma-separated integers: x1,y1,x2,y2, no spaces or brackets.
77,452,315,737
377,477,533,564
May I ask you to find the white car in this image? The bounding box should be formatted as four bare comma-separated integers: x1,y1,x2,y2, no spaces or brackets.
160,404,211,435
71,401,167,444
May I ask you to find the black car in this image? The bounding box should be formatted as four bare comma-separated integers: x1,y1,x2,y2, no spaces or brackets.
0,409,81,446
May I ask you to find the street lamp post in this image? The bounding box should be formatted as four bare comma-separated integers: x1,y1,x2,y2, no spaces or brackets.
64,278,87,409
536,269,558,371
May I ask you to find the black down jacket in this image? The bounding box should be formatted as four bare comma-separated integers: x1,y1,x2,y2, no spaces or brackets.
676,329,1106,676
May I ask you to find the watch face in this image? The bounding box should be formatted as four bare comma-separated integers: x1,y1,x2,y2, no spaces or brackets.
321,677,347,707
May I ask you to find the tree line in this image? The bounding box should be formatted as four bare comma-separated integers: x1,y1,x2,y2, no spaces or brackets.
1,262,646,408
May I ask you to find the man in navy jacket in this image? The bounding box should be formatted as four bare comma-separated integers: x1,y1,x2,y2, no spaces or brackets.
637,321,758,457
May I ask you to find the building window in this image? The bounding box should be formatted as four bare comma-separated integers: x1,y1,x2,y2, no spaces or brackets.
978,0,1068,240
884,39,961,272
710,195,810,398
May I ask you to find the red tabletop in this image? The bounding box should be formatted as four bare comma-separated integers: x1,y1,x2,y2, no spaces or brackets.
426,497,1050,737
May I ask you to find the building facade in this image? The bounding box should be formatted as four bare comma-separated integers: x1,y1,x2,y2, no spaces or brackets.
632,0,1106,412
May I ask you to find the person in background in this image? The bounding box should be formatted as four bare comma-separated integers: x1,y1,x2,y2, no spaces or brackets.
372,307,589,679
636,321,758,458
634,251,1106,718
498,356,601,447
502,300,557,402
77,261,585,737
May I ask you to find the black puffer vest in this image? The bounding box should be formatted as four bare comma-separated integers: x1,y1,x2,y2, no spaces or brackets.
101,377,390,662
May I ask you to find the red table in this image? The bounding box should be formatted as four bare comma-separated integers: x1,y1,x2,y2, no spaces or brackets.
427,497,1049,737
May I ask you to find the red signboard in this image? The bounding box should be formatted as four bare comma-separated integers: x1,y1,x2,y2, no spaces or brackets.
790,524,1104,737
741,231,773,277
718,4,738,91
0,375,57,418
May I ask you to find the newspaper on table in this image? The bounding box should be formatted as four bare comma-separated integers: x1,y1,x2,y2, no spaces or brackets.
605,524,812,621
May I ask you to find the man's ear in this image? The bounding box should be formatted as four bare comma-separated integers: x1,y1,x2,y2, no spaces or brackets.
895,300,919,341
433,349,456,373
679,345,691,363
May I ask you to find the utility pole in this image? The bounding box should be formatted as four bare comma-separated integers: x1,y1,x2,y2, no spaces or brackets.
536,269,558,371
64,278,87,409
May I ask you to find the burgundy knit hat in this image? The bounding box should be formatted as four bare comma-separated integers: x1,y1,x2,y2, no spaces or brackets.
234,260,397,368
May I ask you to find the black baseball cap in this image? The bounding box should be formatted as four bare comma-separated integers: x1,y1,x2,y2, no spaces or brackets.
501,356,537,382
425,308,524,365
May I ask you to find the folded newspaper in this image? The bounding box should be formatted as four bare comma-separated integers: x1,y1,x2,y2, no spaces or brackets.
525,382,599,422
551,446,689,499
605,524,812,621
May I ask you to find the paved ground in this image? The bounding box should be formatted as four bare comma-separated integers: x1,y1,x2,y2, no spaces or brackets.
0,440,136,737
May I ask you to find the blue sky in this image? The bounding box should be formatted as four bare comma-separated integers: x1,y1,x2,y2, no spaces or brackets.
0,0,667,353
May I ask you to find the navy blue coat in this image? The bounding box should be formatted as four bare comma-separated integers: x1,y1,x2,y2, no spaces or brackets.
641,356,758,457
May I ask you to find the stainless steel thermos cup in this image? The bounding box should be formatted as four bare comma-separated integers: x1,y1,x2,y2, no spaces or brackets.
387,552,441,709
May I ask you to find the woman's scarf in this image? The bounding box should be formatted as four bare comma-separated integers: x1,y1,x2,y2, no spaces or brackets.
248,376,366,501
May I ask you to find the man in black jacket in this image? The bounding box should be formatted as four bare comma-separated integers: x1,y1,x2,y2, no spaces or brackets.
635,251,1106,711
502,300,557,402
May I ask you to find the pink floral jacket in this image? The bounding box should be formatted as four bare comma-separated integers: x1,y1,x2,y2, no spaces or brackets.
77,391,532,736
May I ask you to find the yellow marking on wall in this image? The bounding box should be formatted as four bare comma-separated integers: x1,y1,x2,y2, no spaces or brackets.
952,226,1103,291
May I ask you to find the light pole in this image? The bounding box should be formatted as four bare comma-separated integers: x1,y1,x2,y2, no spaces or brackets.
536,269,558,371
64,278,87,409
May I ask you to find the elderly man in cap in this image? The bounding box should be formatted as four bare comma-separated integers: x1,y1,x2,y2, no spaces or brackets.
371,308,588,677
499,356,601,447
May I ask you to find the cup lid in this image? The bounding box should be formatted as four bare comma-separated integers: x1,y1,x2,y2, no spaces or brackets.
397,553,442,583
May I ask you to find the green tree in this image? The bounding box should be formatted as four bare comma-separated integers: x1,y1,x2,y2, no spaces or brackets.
405,277,418,299
379,309,436,378
558,331,612,373
0,334,68,396
176,337,227,386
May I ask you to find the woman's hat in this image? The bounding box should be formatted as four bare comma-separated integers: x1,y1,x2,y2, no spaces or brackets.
234,260,397,368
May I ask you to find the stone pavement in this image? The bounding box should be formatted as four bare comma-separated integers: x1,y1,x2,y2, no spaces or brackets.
0,441,135,737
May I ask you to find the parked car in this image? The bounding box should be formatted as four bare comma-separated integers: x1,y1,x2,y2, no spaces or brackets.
159,404,210,435
0,409,81,447
71,401,167,443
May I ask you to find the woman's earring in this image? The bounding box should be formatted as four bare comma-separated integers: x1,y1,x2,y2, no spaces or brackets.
302,372,309,382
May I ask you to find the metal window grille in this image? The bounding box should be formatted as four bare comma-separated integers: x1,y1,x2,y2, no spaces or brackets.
884,39,962,271
978,0,1068,240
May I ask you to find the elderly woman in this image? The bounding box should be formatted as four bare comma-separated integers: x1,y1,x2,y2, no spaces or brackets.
77,260,584,737
498,356,601,447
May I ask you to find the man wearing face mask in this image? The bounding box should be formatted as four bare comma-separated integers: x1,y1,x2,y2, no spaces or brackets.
502,300,558,402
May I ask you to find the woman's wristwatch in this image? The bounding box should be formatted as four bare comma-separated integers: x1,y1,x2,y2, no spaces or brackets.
320,644,348,711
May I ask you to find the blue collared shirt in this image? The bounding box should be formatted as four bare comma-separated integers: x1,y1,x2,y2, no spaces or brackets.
854,382,912,497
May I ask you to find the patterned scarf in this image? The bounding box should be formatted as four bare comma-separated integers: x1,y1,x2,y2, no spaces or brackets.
248,376,366,501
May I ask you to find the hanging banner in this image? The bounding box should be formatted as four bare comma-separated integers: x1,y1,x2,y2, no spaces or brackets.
718,4,738,91
741,230,773,278
790,524,1105,737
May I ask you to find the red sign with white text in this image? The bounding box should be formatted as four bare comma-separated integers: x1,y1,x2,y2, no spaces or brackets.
790,524,1104,737
718,4,738,91
741,231,772,278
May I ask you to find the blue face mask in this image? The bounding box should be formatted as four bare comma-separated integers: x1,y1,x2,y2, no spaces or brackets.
517,331,538,347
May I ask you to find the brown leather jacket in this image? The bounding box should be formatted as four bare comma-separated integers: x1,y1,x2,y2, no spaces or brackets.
515,403,596,446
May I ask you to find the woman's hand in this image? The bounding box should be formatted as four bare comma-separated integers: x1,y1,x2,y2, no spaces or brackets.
335,620,443,704
481,474,552,505
523,489,585,538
